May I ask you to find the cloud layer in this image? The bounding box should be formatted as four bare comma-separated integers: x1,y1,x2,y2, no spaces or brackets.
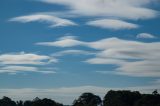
0,52,57,74
0,52,57,65
9,0,159,30
36,36,160,77
137,33,157,39
52,49,96,57
0,66,56,74
40,0,158,20
86,19,139,30
10,14,77,27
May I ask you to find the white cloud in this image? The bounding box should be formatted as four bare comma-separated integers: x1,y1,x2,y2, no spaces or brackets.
36,36,86,47
36,37,160,77
58,36,78,40
85,58,126,65
137,33,157,39
0,66,37,73
0,52,57,65
88,38,160,77
0,52,57,74
86,19,139,30
116,60,160,77
0,85,159,105
39,0,158,20
9,14,77,27
9,0,158,30
52,49,96,57
0,66,56,74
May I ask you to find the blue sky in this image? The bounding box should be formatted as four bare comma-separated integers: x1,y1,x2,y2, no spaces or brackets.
0,0,160,105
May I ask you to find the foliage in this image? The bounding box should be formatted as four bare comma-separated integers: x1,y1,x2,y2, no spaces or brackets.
0,96,16,106
73,93,102,106
103,90,141,106
0,96,62,106
0,90,160,106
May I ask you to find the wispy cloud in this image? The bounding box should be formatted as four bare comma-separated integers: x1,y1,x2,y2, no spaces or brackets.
137,33,157,39
52,49,96,57
39,0,158,20
0,52,57,74
9,0,159,30
36,36,85,47
86,19,139,30
9,14,77,27
0,66,56,74
0,66,37,74
0,52,57,65
36,36,160,77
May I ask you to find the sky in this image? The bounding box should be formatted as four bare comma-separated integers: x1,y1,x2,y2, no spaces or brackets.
0,0,160,105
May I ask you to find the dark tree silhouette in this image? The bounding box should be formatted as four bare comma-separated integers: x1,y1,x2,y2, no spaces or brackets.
0,97,63,106
152,89,158,95
73,92,102,106
0,96,16,106
103,90,141,106
135,93,160,106
23,100,32,106
1,90,160,106
32,98,63,106
17,100,23,106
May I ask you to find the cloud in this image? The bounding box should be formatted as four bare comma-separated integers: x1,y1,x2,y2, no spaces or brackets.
52,49,96,57
85,58,126,65
0,52,57,74
0,85,159,105
39,0,158,20
0,66,56,74
36,37,160,77
137,33,157,39
86,19,139,30
0,52,57,65
0,66,37,73
9,0,158,30
58,36,78,40
9,14,77,27
36,36,86,47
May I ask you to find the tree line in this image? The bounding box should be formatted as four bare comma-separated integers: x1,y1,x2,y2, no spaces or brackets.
0,90,160,106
